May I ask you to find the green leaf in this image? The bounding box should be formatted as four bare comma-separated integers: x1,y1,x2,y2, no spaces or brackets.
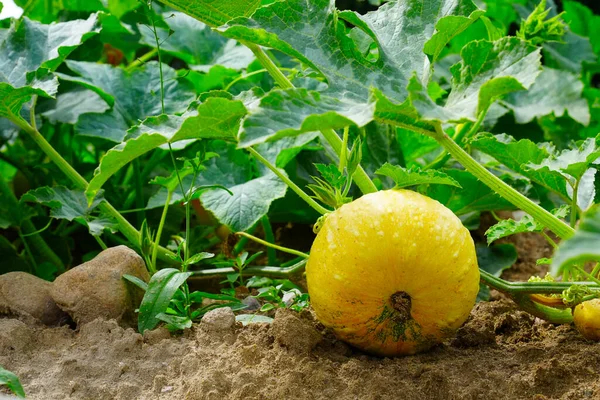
220,0,481,143
105,0,140,18
85,98,246,202
563,1,600,55
485,206,569,244
476,243,517,302
156,313,192,331
409,37,541,122
41,88,111,125
147,142,288,232
57,60,195,142
543,31,596,73
375,163,461,188
184,251,214,266
236,314,274,325
0,366,25,398
15,0,105,22
425,169,515,215
238,88,375,148
551,207,600,276
470,133,569,199
122,274,149,291
22,186,104,221
502,68,590,126
526,135,600,181
159,0,261,27
138,268,193,333
188,291,239,303
139,12,253,68
200,172,287,232
0,15,99,119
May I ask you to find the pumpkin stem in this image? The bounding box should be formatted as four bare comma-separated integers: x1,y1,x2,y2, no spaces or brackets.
390,291,412,322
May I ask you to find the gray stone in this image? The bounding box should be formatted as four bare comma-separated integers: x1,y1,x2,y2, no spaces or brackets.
0,272,68,326
51,246,149,327
200,307,236,332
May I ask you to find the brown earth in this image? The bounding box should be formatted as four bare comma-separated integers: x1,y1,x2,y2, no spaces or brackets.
2,231,600,400
1,299,600,400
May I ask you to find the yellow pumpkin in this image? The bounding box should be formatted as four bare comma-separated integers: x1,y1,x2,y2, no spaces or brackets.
306,189,480,356
573,299,600,341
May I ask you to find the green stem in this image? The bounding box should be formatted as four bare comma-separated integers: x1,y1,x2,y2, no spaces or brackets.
149,14,166,114
224,67,296,91
591,263,600,279
94,235,108,250
133,158,145,226
151,189,173,274
233,222,259,256
541,231,558,250
236,232,309,259
18,230,37,273
574,266,600,286
30,95,38,130
191,258,307,279
425,108,488,170
570,180,579,228
125,48,159,72
247,147,331,215
10,115,177,263
260,215,278,265
435,127,575,240
247,44,378,195
479,269,600,293
339,126,349,172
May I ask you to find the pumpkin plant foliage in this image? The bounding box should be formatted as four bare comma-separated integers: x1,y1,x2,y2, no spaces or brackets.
0,0,600,339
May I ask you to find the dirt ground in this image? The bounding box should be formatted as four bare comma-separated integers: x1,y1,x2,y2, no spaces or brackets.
2,232,600,400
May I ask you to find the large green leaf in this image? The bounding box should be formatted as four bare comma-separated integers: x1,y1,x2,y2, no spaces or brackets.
84,97,247,202
563,1,600,56
22,186,118,236
470,133,569,199
502,68,590,126
138,268,193,333
147,141,288,232
158,0,261,27
57,60,195,142
409,37,541,122
22,186,104,221
41,88,111,124
0,15,99,119
14,0,105,23
526,135,600,181
221,0,481,145
551,207,600,276
139,11,253,69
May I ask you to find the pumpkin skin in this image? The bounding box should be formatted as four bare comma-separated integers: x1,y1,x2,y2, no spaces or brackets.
573,299,600,341
306,189,480,356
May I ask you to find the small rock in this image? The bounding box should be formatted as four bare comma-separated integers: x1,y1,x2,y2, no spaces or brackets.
51,246,149,327
200,307,236,332
0,271,68,326
271,308,322,353
241,296,261,312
